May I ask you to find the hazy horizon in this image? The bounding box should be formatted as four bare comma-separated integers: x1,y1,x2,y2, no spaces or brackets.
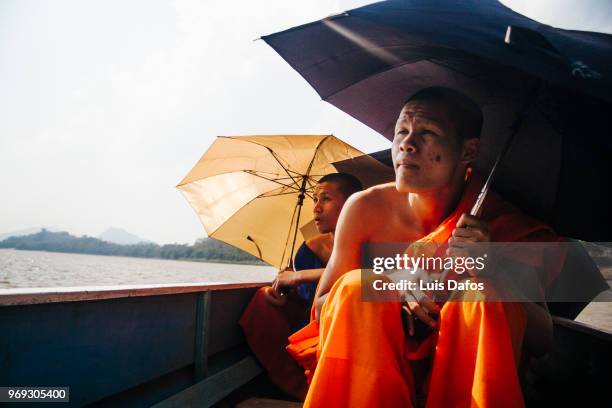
2,0,611,245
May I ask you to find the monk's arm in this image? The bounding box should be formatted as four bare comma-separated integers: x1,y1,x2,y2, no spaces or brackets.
273,268,324,291
314,193,368,321
295,268,324,283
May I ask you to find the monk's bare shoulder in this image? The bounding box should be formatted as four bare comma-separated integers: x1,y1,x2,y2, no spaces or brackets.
305,233,333,260
340,182,399,230
306,233,330,248
355,182,399,207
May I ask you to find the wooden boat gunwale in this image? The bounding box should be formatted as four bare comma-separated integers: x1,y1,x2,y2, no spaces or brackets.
0,281,270,306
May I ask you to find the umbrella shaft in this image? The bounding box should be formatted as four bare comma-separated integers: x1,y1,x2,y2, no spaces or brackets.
287,176,309,269
470,107,528,218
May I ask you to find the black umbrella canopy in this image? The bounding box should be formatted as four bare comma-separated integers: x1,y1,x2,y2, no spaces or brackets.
263,0,612,107
263,0,612,241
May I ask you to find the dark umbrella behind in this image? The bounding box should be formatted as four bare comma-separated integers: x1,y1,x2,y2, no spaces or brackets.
262,0,612,242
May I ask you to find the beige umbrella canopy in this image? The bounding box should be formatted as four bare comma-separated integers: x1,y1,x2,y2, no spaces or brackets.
177,134,393,268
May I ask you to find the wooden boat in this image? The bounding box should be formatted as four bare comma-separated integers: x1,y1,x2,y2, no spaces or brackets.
1,280,610,407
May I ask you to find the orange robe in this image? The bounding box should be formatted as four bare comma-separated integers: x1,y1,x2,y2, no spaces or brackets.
239,241,326,400
287,174,561,408
239,287,310,399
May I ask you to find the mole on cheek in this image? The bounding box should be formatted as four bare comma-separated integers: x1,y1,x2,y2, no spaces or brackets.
427,153,442,163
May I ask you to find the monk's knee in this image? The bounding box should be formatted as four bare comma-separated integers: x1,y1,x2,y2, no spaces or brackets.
251,286,286,308
248,286,270,305
328,269,401,315
332,269,363,302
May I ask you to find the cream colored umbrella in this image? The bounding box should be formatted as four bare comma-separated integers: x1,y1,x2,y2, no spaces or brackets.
177,134,393,268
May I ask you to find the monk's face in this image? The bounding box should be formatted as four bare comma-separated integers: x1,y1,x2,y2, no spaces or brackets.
313,181,346,234
392,100,477,193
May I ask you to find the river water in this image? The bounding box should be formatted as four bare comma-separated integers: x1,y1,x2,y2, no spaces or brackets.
0,248,275,289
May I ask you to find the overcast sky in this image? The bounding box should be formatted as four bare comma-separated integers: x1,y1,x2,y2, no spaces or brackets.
1,0,610,245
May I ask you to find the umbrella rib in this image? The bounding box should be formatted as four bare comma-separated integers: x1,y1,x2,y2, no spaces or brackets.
243,170,302,191
306,176,320,191
267,149,303,190
251,170,303,180
246,170,291,177
221,136,302,189
250,171,307,185
304,135,332,180
259,192,298,199
258,188,316,199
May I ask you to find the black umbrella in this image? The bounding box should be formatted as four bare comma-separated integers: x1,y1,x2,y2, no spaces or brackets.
262,0,612,242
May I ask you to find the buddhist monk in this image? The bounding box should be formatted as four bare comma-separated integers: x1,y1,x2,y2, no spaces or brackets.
239,173,362,399
287,87,561,407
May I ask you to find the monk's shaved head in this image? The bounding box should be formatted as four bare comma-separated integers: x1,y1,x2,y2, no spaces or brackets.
405,87,483,142
318,173,363,199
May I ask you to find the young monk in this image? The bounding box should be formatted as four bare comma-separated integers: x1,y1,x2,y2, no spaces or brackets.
287,87,561,407
239,173,362,399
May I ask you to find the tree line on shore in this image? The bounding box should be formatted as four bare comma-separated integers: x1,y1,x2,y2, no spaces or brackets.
0,229,264,264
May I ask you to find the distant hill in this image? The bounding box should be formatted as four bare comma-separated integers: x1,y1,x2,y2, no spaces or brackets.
98,227,152,245
0,229,263,265
0,227,61,242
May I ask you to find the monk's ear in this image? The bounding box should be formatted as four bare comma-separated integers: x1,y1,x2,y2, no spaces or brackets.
460,138,479,164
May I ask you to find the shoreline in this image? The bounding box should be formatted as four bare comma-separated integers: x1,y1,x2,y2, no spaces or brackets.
0,247,266,266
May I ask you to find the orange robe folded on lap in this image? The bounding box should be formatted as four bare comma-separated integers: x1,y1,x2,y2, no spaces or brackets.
239,287,310,399
286,173,562,408
239,242,325,400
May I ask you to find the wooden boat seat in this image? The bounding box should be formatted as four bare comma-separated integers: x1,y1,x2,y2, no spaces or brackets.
236,398,302,408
